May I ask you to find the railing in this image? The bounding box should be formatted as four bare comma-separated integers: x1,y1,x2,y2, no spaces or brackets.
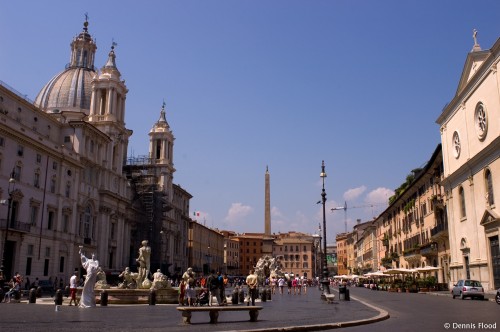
430,222,448,237
0,80,35,105
0,219,31,232
403,247,420,257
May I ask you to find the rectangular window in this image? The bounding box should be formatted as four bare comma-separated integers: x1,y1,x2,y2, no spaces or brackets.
50,179,56,193
26,257,32,276
47,211,55,230
14,165,21,181
17,145,24,156
63,214,69,233
27,244,34,256
36,154,42,163
30,206,38,226
52,161,58,170
0,136,4,147
45,247,51,257
34,172,40,188
65,183,71,198
59,256,64,273
64,136,71,143
44,259,49,276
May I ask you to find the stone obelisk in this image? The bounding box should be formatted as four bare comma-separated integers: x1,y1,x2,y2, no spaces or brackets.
265,166,271,235
262,166,273,254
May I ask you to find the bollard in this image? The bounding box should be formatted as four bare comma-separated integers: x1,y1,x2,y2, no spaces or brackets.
345,287,350,301
339,285,346,300
36,286,42,298
54,289,63,306
29,288,37,304
266,287,271,301
100,290,108,306
231,288,239,304
149,289,156,305
260,288,267,302
238,289,245,303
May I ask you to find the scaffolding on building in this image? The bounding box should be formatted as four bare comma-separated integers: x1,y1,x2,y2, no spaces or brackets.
124,155,173,273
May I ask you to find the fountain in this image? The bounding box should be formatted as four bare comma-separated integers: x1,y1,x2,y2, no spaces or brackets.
80,240,178,304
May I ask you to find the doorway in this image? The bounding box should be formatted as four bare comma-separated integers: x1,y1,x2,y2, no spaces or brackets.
489,236,500,288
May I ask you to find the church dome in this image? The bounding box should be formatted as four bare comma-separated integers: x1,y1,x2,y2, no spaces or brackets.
35,19,97,114
35,67,95,113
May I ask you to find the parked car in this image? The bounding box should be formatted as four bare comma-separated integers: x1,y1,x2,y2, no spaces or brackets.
451,279,484,300
496,288,500,305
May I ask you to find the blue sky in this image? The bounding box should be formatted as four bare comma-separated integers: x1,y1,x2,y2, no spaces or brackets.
1,1,499,243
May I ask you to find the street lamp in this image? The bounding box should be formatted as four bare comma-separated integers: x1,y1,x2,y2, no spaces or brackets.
1,168,16,275
319,160,330,296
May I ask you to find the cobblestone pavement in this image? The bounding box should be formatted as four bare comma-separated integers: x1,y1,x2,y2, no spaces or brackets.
0,287,388,332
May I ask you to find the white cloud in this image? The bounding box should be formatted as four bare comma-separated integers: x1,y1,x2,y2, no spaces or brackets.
271,206,285,219
224,203,253,224
343,186,367,201
365,187,393,205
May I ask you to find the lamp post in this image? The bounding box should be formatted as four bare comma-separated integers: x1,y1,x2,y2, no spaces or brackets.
319,161,330,296
1,169,16,275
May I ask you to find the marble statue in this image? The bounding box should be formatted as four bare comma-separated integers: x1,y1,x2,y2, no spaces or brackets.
151,269,170,290
94,267,110,289
78,248,99,308
118,267,137,289
254,255,285,284
136,240,152,289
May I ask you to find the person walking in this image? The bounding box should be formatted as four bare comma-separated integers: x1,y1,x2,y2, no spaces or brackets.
278,276,285,295
207,270,221,306
68,272,78,306
246,269,258,306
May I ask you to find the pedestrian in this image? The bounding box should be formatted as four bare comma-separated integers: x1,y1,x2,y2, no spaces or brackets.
219,272,227,304
245,269,258,306
178,279,186,306
182,268,196,306
207,270,221,306
287,277,292,294
69,271,78,306
278,276,285,294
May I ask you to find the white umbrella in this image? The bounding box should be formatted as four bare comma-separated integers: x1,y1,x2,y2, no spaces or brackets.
416,266,441,273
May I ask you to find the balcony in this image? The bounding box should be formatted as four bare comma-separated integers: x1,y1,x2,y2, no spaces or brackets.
419,243,438,257
0,218,31,233
403,247,421,263
430,222,448,240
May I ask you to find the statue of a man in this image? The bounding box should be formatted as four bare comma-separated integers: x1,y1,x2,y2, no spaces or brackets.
118,267,136,289
136,240,151,282
78,248,99,308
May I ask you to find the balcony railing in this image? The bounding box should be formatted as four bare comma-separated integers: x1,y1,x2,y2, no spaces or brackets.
430,222,448,238
0,219,31,233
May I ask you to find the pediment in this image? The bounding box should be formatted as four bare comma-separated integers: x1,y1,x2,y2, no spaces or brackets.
479,208,499,227
456,51,489,96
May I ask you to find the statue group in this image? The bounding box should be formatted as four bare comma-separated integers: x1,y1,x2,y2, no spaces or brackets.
78,240,171,308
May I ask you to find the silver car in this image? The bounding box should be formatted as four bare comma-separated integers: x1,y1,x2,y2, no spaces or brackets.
451,279,484,300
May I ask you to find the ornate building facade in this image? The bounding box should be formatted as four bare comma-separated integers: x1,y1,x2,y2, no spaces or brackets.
436,34,500,290
0,19,192,284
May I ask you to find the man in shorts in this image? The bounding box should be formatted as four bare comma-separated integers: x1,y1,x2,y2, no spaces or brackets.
69,271,78,306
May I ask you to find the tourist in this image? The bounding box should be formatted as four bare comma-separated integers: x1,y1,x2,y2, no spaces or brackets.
69,271,78,306
245,269,258,306
207,270,221,306
278,276,285,294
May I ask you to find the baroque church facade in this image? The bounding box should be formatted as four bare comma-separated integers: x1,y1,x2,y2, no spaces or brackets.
0,19,191,283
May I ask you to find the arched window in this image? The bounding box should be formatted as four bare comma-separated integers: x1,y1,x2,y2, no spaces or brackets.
459,186,466,218
485,169,495,206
